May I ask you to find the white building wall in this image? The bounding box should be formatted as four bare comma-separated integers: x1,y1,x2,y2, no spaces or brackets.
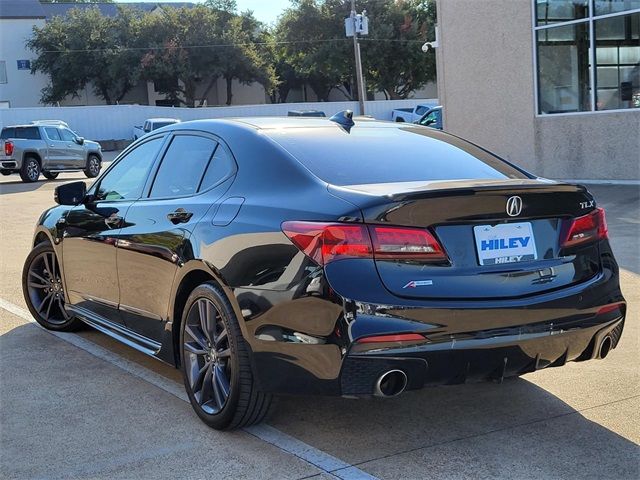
0,99,437,142
0,18,48,108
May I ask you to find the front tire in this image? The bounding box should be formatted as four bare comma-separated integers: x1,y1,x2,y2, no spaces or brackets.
84,154,101,178
19,156,40,183
43,171,59,180
180,282,274,430
22,242,82,331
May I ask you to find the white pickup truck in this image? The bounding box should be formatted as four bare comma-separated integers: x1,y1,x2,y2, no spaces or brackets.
132,118,180,140
391,104,437,123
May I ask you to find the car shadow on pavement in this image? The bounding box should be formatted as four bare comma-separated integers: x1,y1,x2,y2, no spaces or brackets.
270,377,639,478
0,177,77,195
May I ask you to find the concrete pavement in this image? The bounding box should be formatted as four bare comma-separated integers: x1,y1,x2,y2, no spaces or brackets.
1,173,638,479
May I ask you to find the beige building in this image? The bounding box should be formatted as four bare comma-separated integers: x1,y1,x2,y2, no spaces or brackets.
436,0,639,181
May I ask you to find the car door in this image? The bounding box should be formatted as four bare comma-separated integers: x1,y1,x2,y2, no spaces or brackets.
42,127,68,169
117,132,237,340
58,127,85,168
62,136,166,324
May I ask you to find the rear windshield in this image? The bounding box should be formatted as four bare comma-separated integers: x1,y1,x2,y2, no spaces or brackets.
266,126,530,186
1,127,41,140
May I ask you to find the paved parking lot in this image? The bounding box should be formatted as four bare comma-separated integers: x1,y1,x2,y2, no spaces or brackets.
1,171,638,479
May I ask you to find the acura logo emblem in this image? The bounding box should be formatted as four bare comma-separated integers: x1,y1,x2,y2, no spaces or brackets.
506,196,523,217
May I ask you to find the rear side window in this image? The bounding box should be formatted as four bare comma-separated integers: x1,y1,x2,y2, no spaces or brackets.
44,127,61,140
199,145,235,191
266,127,529,186
2,127,41,140
149,135,217,198
0,128,15,139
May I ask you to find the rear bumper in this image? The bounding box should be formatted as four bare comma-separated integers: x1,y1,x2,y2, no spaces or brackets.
341,315,624,396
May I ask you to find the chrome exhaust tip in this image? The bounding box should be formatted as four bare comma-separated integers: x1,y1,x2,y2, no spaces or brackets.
374,369,408,397
597,335,612,359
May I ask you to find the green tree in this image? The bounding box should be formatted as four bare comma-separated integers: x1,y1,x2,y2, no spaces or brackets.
27,6,142,105
359,0,437,99
275,0,352,102
41,1,113,3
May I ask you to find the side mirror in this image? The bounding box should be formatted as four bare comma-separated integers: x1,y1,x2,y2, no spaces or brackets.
144,127,151,133
55,181,86,206
76,137,85,145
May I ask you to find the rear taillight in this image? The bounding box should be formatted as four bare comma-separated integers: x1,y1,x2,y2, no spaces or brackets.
560,207,608,249
369,225,447,262
281,221,448,266
4,141,13,156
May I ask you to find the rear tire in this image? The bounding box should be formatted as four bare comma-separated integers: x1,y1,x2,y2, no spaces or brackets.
19,156,40,183
43,171,59,180
84,154,101,178
22,242,82,331
179,282,274,430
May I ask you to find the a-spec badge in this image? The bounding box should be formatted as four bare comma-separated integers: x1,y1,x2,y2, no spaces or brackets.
403,280,434,289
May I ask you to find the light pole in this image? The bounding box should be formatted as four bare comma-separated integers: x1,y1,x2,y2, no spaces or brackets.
348,0,367,115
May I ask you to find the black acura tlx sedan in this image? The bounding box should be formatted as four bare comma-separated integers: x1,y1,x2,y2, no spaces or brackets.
23,114,626,430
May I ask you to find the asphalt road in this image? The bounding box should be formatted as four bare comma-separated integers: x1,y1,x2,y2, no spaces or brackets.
1,168,638,479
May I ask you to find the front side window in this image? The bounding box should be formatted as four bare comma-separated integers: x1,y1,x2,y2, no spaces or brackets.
96,137,163,201
149,135,218,198
59,128,77,142
534,1,640,114
44,127,61,141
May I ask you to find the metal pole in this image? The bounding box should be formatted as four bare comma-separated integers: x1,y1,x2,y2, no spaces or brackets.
351,0,366,115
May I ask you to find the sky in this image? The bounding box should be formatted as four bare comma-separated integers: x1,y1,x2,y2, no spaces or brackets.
117,0,292,25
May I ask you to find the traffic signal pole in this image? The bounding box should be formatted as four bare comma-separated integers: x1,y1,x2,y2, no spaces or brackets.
351,0,366,115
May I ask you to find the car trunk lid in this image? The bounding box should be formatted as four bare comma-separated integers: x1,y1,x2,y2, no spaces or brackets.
328,179,601,299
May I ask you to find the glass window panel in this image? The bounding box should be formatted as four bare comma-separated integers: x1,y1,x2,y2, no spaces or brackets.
536,0,588,26
150,135,217,198
97,138,163,201
199,145,235,192
537,22,592,113
594,0,640,16
595,13,640,110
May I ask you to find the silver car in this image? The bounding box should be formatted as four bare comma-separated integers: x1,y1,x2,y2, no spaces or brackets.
0,123,102,182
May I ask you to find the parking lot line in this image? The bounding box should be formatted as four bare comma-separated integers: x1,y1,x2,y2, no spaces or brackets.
0,297,379,480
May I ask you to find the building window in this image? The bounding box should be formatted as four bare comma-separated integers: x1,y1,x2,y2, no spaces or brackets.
534,1,640,113
0,61,7,84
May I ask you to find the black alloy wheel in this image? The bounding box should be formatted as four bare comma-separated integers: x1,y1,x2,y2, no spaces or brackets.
180,283,274,430
183,297,232,415
22,242,82,331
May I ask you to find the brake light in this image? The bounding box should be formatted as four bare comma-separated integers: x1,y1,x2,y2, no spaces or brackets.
357,333,426,343
560,207,608,248
4,141,13,156
369,225,447,262
282,221,448,265
282,222,372,265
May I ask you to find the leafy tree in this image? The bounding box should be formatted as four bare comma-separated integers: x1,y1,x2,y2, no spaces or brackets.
359,0,437,99
27,6,142,105
138,6,224,106
275,0,352,102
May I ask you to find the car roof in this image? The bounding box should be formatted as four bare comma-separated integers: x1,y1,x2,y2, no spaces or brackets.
228,116,401,130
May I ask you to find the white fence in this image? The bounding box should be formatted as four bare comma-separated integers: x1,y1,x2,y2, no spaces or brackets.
0,99,437,142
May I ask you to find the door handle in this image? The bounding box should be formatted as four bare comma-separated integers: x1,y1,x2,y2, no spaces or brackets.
167,208,193,224
104,214,123,229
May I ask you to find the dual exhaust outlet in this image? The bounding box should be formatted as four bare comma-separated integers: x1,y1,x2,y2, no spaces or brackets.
373,335,613,397
374,369,408,398
597,335,613,360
